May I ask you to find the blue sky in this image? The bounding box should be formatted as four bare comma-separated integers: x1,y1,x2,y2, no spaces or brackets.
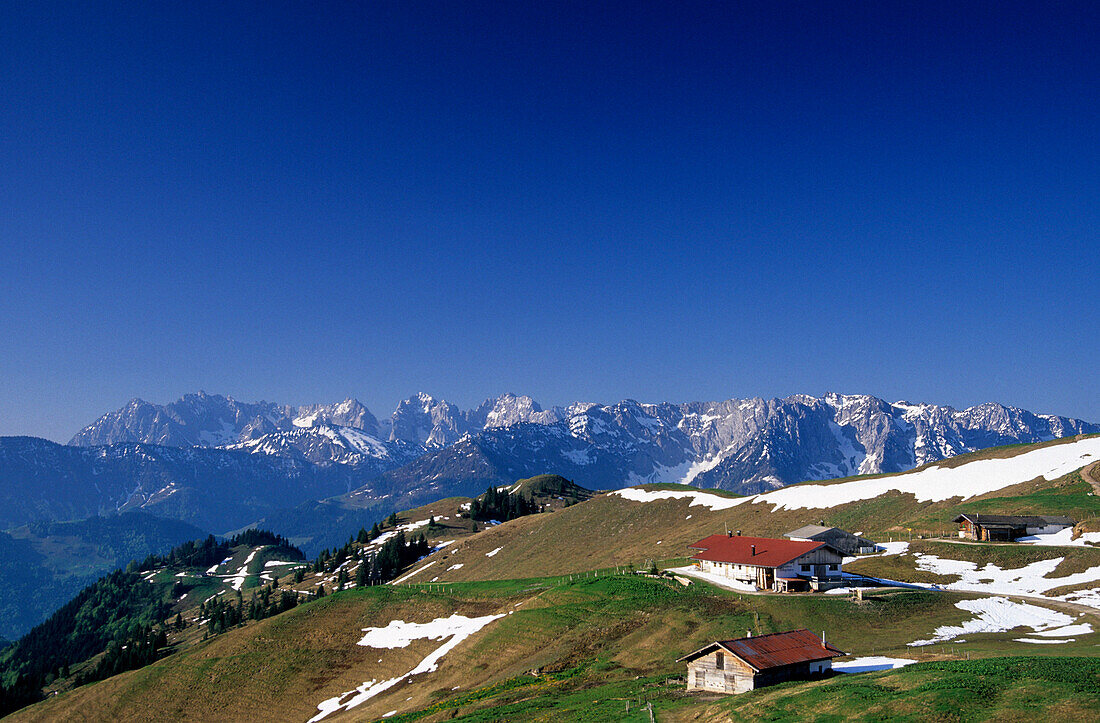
2,2,1097,441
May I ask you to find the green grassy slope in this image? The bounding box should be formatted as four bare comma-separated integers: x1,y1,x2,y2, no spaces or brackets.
416,437,1100,585
12,573,1099,723
11,437,1100,721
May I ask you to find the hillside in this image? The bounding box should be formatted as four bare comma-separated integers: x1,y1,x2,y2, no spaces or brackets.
7,435,1100,721
10,574,1099,722
389,435,1100,586
0,529,305,716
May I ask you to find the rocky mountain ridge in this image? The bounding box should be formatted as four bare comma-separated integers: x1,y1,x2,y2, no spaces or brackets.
69,391,1098,496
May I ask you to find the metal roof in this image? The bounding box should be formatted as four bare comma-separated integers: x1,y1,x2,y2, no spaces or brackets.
677,629,846,670
689,534,837,568
953,514,1075,527
784,524,836,538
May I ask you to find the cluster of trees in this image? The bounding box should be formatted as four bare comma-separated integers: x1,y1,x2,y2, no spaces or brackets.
201,594,245,636
0,518,443,717
369,531,431,583
245,585,299,623
75,625,168,686
466,486,540,522
0,671,42,718
133,529,300,573
311,525,432,588
0,569,170,692
0,528,304,718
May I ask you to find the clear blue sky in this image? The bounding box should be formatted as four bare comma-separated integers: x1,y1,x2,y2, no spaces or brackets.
2,2,1097,442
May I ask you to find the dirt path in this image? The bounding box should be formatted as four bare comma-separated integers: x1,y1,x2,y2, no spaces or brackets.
1081,461,1100,495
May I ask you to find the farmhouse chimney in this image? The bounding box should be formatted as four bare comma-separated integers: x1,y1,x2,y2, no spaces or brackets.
751,544,756,556
822,631,826,647
736,530,741,536
727,530,732,537
746,630,752,638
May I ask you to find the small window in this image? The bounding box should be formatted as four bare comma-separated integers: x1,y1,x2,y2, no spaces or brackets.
829,564,838,571
801,564,811,572
715,652,724,670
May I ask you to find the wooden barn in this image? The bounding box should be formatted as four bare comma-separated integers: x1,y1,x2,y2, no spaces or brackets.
689,533,846,591
953,513,1074,541
784,525,877,556
678,629,846,694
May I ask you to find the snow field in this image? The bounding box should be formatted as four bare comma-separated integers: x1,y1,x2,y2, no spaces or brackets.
909,597,1076,646
220,546,265,591
912,552,1100,608
612,437,1100,511
309,613,506,721
834,657,916,673
1018,527,1100,547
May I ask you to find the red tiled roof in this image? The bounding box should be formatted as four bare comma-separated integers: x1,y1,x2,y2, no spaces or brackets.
678,629,846,670
688,534,827,568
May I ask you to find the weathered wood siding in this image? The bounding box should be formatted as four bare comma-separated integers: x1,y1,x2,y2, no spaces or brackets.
686,652,834,695
685,651,755,694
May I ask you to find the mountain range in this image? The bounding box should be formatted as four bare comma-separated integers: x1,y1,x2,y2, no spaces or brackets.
70,390,1100,498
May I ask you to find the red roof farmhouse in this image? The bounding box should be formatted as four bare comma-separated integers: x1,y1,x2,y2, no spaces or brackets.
678,629,846,694
689,532,846,592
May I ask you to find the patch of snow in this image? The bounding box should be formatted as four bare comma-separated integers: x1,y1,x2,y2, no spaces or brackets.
308,613,506,721
562,448,593,465
909,597,1073,646
834,656,916,673
446,564,463,571
1019,528,1100,547
391,561,435,584
1013,637,1073,644
486,547,503,558
610,487,748,511
912,552,1100,609
1031,623,1093,637
221,546,265,591
742,437,1100,510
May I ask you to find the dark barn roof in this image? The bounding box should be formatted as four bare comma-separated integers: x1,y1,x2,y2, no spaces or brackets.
688,534,839,568
953,514,1075,527
677,629,846,671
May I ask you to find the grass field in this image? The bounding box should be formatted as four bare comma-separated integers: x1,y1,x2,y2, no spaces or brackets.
14,569,1094,722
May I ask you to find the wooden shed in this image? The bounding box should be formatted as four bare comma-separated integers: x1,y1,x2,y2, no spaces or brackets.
953,514,1074,541
678,629,846,694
